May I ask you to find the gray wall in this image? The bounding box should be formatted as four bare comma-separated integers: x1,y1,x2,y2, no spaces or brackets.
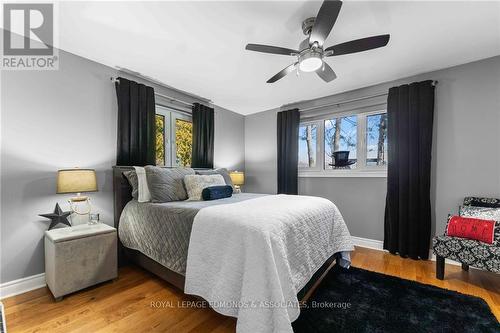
245,55,500,242
214,105,245,171
0,49,245,284
244,108,279,194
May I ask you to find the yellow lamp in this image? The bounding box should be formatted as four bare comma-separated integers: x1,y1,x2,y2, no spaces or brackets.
57,169,97,199
229,171,245,193
57,169,98,220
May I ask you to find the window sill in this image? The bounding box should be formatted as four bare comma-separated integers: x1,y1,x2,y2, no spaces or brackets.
299,170,387,178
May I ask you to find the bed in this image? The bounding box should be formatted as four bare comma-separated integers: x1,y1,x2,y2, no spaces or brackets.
113,166,354,332
114,167,270,288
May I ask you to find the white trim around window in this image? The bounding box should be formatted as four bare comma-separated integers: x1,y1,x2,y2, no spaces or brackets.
156,105,193,167
299,109,388,178
298,170,387,178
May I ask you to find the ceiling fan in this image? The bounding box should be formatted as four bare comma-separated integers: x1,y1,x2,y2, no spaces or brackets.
245,0,390,83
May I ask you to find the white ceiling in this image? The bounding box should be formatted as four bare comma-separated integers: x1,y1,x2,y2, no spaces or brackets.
59,1,500,115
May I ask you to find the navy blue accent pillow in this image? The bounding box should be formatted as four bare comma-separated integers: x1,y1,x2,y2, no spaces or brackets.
202,185,233,201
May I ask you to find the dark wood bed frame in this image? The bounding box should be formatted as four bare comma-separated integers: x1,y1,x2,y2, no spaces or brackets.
112,165,337,298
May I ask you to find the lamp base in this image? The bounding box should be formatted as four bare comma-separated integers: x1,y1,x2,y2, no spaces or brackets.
70,195,88,202
234,185,241,194
69,195,92,216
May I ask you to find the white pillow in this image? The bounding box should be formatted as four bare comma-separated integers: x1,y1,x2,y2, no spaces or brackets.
184,174,226,201
134,166,151,202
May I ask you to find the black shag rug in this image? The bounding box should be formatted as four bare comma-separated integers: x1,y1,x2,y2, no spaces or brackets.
292,265,499,333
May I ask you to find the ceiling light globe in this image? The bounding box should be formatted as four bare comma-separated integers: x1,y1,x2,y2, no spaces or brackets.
299,54,323,72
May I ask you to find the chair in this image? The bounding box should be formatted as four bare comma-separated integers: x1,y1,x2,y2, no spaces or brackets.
432,197,500,279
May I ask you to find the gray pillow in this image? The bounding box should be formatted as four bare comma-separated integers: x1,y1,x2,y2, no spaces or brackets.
196,168,234,189
123,170,138,199
145,166,195,202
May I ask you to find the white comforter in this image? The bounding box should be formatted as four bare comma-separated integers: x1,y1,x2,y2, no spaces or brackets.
185,194,354,333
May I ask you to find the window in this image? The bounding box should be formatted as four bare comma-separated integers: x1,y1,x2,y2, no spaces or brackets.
155,114,166,165
298,123,318,168
366,113,387,166
324,115,357,169
298,110,387,177
155,106,193,167
175,118,193,167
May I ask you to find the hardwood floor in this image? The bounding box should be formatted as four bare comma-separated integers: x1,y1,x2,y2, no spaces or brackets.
3,246,499,332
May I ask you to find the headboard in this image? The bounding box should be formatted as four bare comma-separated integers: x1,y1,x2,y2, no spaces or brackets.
112,166,135,229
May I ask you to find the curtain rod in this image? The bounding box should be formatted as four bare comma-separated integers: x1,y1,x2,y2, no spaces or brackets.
156,102,192,116
294,80,438,113
298,92,388,113
111,77,193,108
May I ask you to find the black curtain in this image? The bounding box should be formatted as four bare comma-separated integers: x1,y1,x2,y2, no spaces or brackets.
277,109,300,194
384,80,435,260
115,77,156,166
191,103,214,168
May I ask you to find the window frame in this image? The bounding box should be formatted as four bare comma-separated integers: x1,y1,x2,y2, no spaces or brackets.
298,120,323,172
172,112,193,167
364,110,388,170
156,105,193,167
323,113,359,171
298,109,388,178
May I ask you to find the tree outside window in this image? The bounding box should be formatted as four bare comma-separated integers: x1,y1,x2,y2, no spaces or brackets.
156,114,165,166
298,124,317,168
175,119,192,167
155,107,193,167
366,113,387,166
324,115,357,169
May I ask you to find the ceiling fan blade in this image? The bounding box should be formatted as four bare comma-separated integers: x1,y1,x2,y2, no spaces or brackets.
267,63,298,83
325,34,390,56
316,62,337,82
246,44,298,56
309,0,343,47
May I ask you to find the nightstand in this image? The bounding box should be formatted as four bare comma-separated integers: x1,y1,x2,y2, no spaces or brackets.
44,223,117,301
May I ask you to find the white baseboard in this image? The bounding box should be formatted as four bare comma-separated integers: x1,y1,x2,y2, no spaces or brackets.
0,273,46,300
351,236,384,250
352,236,461,266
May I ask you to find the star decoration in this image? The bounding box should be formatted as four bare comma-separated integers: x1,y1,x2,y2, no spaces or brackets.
39,203,71,230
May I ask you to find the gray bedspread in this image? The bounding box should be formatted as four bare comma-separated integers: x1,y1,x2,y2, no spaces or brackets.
118,193,266,275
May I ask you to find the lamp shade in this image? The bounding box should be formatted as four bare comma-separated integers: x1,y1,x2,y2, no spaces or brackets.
229,171,245,186
57,169,98,194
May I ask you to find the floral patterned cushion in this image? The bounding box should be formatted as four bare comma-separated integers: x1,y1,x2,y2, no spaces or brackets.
432,235,500,273
460,205,500,220
463,197,500,208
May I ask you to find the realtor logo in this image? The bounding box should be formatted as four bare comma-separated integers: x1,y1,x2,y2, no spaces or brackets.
1,3,58,70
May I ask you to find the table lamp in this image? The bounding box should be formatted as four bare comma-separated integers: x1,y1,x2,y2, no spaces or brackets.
57,168,98,222
229,171,245,193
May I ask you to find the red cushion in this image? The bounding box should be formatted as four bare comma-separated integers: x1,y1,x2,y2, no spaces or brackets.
446,215,496,244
